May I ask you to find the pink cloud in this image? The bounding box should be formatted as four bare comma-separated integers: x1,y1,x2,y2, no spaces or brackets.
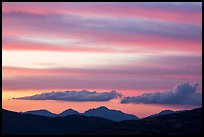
3,2,201,25
2,2,202,93
2,7,201,54
3,61,201,91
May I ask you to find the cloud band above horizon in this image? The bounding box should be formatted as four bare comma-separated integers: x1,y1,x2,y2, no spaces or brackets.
13,90,122,102
121,82,202,106
13,82,202,106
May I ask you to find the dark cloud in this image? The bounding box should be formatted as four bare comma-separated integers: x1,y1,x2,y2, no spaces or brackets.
13,90,122,102
121,82,202,106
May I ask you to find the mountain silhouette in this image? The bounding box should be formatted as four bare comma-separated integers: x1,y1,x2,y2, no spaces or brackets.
84,106,139,121
21,109,56,117
2,107,202,135
79,107,202,135
22,106,139,121
148,110,174,118
2,109,113,135
58,109,80,117
147,109,188,118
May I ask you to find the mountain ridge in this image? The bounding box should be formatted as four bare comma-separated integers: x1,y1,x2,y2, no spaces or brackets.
2,107,202,135
21,109,57,117
21,106,139,121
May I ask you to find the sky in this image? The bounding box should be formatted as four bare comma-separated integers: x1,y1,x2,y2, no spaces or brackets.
2,2,202,118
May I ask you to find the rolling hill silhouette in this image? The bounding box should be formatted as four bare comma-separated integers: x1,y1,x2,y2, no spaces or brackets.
2,107,202,135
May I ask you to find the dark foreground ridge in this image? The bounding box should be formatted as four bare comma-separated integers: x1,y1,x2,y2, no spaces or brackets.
2,107,202,135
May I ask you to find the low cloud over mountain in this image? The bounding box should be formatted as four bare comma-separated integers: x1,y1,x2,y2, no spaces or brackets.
121,82,202,106
14,90,122,102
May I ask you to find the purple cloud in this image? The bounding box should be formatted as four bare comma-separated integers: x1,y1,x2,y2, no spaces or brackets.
13,90,122,102
121,82,202,106
3,10,201,45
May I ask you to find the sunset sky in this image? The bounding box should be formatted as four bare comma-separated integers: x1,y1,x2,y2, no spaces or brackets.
2,2,202,118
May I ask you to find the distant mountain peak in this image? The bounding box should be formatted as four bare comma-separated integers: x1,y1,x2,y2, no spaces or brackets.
159,110,174,114
66,108,75,111
22,109,56,117
58,108,80,117
148,109,175,118
39,109,50,111
97,106,109,110
26,109,50,112
84,106,139,121
81,89,90,92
